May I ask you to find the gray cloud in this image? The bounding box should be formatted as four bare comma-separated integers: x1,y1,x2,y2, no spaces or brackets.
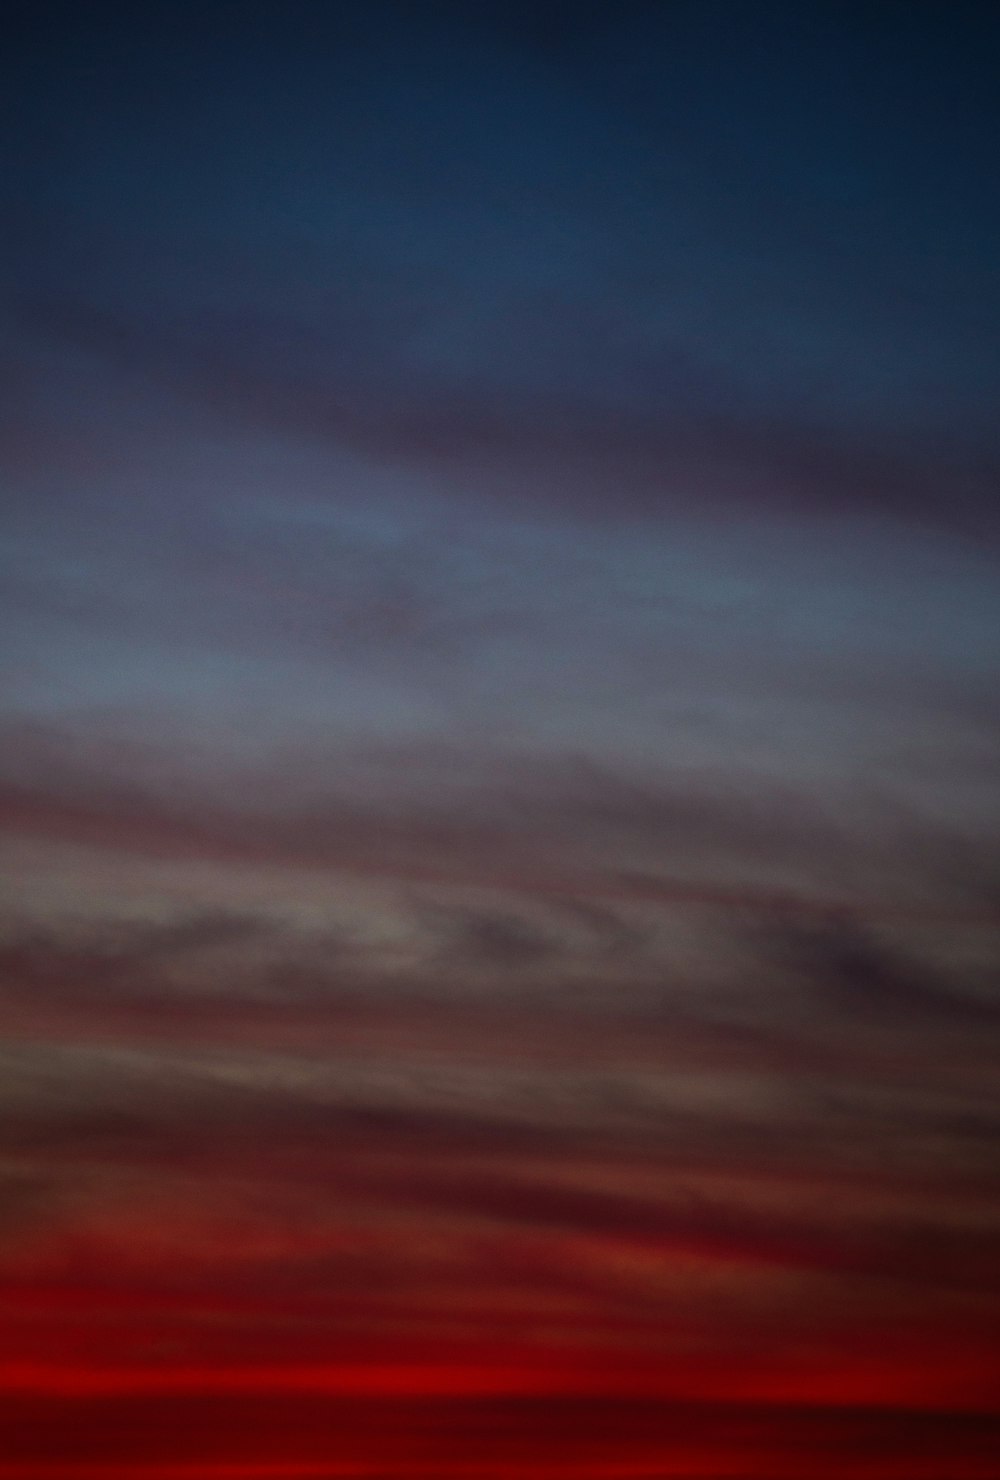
15,289,1000,538
3,713,1000,931
763,912,1000,1027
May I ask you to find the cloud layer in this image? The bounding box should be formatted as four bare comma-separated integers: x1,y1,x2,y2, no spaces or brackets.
1,2,999,1475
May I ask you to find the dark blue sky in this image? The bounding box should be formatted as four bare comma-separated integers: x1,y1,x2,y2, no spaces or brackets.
5,1,1000,529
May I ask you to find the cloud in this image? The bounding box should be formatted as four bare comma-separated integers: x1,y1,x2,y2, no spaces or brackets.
6,0,1000,564
2,10,999,1471
763,912,1000,1026
16,288,1000,537
3,709,999,932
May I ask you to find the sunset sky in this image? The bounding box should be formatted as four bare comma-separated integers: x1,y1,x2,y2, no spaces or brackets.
2,2,999,1475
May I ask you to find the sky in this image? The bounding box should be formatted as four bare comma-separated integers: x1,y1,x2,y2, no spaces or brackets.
1,1,999,1475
